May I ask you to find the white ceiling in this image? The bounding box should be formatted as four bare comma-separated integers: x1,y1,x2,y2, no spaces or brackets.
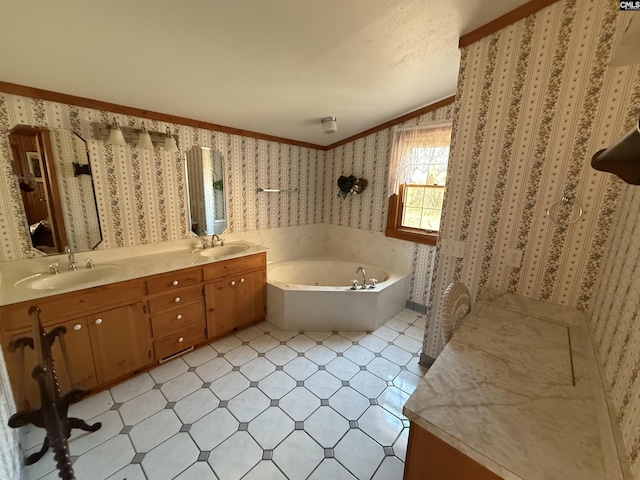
0,0,529,146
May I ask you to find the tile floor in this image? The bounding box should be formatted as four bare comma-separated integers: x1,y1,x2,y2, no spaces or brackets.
21,309,428,480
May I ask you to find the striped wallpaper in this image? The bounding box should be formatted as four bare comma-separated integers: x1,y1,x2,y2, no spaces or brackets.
0,348,19,480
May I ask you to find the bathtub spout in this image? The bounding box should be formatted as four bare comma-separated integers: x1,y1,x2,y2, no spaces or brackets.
356,266,367,288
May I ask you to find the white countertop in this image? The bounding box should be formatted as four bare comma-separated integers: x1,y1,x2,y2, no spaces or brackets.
403,293,632,480
0,239,267,306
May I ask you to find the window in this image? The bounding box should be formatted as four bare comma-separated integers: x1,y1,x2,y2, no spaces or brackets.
385,124,452,245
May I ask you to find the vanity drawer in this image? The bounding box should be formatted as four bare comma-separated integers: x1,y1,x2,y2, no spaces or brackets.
151,301,204,338
146,268,203,295
154,324,205,360
2,280,146,331
203,253,266,281
147,285,203,314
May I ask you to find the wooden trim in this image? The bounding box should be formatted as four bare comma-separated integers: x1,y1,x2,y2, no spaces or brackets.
385,192,438,246
0,81,324,150
459,0,560,48
325,96,456,150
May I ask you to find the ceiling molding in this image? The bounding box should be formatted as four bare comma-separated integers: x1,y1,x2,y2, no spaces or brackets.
459,0,560,48
0,81,325,151
325,96,456,151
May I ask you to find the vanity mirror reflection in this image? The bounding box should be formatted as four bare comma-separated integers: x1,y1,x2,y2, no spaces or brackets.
8,126,102,255
185,146,227,236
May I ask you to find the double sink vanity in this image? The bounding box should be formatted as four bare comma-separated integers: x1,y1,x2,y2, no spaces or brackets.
0,241,267,410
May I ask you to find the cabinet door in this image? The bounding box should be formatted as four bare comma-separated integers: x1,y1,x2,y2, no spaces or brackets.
87,302,152,385
205,279,238,337
237,270,266,328
7,317,97,410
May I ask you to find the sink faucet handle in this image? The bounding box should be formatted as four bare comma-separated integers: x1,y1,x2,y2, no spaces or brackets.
369,278,378,289
86,258,95,269
351,279,359,290
49,263,59,275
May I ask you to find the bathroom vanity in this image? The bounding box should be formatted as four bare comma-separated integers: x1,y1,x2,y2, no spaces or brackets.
0,248,266,410
402,293,633,480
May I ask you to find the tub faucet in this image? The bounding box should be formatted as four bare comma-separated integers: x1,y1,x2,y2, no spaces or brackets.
65,245,77,271
356,266,366,288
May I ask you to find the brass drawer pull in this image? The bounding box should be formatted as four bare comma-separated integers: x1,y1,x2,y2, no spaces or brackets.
74,324,82,331
231,281,236,286
95,318,103,325
178,337,184,343
172,280,179,286
240,278,245,283
176,314,183,320
174,297,181,303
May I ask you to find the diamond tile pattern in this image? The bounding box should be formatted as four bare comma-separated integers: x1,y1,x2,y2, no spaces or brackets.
23,309,425,480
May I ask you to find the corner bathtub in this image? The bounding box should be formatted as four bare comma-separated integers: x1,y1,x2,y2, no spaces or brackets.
267,254,409,331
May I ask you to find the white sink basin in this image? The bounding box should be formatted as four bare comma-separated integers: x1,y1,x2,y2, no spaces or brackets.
199,243,251,259
14,264,124,291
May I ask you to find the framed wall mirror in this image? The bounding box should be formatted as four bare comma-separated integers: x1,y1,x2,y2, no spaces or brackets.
185,146,226,236
8,126,102,255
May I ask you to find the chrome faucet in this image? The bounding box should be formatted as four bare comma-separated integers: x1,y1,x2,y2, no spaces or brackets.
211,233,223,247
65,245,77,271
356,266,366,288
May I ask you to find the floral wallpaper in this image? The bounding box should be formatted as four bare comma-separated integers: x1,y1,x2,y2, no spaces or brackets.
0,348,19,480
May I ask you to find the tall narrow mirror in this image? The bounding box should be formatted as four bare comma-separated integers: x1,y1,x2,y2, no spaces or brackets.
185,146,226,236
8,126,102,254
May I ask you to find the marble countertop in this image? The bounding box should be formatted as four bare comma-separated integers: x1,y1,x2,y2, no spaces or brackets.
403,293,632,480
0,239,267,306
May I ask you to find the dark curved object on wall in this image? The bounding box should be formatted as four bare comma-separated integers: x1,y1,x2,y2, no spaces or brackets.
591,116,640,185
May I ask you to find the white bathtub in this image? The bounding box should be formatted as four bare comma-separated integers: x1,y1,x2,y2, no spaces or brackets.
267,253,409,331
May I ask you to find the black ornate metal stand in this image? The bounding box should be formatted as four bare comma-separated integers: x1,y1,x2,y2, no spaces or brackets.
7,306,102,480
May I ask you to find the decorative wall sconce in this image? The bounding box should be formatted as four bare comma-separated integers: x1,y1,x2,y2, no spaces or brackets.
93,118,179,151
337,175,368,198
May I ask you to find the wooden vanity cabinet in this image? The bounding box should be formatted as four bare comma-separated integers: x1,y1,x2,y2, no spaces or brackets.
146,267,206,361
204,253,266,337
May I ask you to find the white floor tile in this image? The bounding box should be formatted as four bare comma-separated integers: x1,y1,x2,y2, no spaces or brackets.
149,358,188,384
404,325,426,341
182,345,218,367
372,325,400,342
349,371,387,399
384,318,410,333
393,370,422,395
264,345,298,366
256,321,277,332
173,461,217,480
392,334,422,353
23,447,56,480
190,408,238,450
305,371,342,399
305,345,337,365
343,345,375,365
107,463,146,480
247,407,294,449
224,345,259,366
258,371,296,399
308,459,357,480
248,333,280,353
405,359,428,377
372,456,405,480
161,372,203,402
243,460,288,480
208,432,262,480
269,329,298,342
329,387,369,421
283,356,317,380
338,331,366,342
240,357,276,382
272,431,323,479
68,410,122,455
68,390,114,421
367,357,401,381
227,388,270,422
412,316,426,329
129,409,181,453
119,389,167,426
305,407,349,447
72,434,134,480
279,388,320,421
173,388,219,424
235,325,265,342
323,335,353,353
325,357,360,381
141,433,199,480
305,331,333,342
210,335,242,353
19,424,45,452
334,429,385,480
381,345,413,366
110,373,154,404
286,334,316,352
394,309,421,324
377,386,410,419
358,334,389,353
358,405,404,446
209,371,250,400
195,357,233,383
394,427,409,461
